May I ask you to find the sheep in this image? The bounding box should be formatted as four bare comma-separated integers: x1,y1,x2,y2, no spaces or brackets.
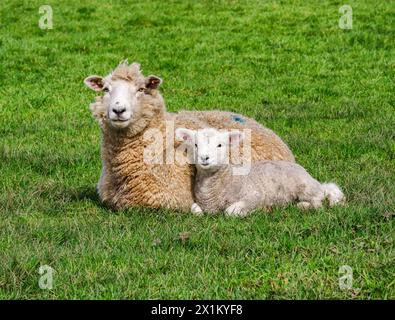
84,61,295,211
175,127,345,216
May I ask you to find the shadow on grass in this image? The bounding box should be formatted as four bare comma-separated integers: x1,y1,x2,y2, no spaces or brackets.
67,185,107,209
66,186,186,217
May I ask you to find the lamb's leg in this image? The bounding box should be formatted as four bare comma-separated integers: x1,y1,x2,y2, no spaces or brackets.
225,201,249,217
297,198,323,210
297,179,326,210
191,203,203,216
321,183,345,206
297,201,313,210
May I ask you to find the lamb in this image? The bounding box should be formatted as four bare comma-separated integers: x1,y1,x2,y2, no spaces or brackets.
175,127,345,216
84,61,295,211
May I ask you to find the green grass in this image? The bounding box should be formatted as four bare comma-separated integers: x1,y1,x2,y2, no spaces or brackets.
0,0,394,299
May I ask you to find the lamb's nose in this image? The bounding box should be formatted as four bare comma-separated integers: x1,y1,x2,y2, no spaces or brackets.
112,108,126,115
201,156,210,161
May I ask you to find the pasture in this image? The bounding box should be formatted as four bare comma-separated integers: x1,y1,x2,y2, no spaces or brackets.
0,0,394,299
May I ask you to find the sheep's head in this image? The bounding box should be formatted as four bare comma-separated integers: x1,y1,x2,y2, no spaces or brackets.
84,61,163,130
175,128,244,172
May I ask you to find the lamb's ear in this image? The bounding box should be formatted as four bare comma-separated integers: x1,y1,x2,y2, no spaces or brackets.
130,62,141,72
226,130,245,146
145,75,162,90
84,75,104,92
119,59,129,66
175,128,195,144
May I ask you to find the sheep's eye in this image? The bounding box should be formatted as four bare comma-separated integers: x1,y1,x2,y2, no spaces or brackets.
138,88,145,92
217,144,222,148
103,87,109,93
195,144,198,148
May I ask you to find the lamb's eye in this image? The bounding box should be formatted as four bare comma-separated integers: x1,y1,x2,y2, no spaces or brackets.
103,87,109,93
137,88,145,92
217,144,222,148
195,144,198,148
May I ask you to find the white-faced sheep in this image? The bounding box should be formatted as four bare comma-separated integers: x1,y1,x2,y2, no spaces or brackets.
84,61,295,211
175,127,345,216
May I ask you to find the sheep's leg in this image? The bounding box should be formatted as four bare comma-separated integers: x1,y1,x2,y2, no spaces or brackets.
225,201,249,217
191,203,204,216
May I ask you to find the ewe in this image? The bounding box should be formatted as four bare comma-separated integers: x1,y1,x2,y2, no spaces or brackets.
175,127,345,216
84,61,295,211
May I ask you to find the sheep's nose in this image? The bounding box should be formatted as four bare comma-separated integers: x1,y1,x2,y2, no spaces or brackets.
201,156,210,161
112,108,126,115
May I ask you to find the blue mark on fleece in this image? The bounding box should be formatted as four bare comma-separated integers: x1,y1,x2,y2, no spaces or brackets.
232,115,246,123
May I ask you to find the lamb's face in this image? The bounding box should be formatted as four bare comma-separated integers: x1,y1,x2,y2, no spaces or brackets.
176,128,244,172
84,62,162,130
194,129,229,171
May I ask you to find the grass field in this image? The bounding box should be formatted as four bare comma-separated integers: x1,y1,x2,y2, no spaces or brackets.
0,0,394,299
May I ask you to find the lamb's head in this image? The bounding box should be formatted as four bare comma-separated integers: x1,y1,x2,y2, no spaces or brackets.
84,61,164,130
176,128,244,172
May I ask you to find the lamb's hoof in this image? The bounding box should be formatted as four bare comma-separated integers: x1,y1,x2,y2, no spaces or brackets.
191,203,203,216
225,202,248,217
329,196,346,207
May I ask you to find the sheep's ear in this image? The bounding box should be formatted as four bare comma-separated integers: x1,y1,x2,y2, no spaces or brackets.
84,75,104,92
175,128,195,144
145,75,162,90
227,130,244,146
